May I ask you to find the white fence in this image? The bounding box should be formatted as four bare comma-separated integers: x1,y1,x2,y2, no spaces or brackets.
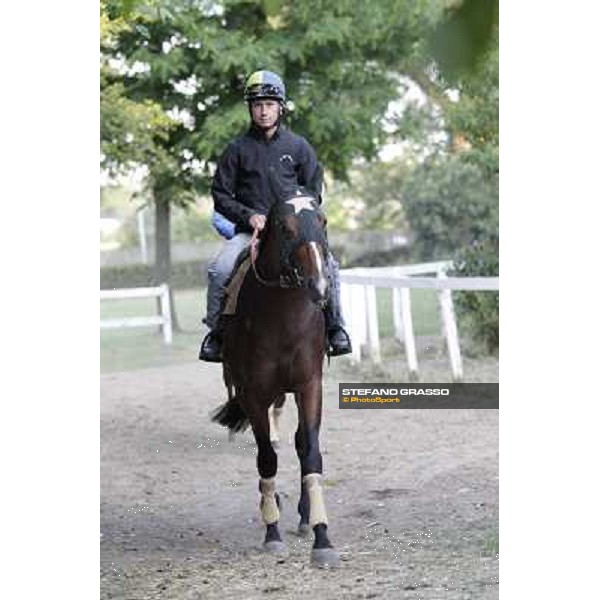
100,283,173,344
339,262,499,381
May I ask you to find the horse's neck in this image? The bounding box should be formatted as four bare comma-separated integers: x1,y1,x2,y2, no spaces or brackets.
256,223,281,279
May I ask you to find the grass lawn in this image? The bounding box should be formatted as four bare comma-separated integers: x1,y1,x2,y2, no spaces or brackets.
101,289,203,373
101,287,448,373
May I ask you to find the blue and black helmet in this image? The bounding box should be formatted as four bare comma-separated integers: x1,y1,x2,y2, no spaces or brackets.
244,70,286,103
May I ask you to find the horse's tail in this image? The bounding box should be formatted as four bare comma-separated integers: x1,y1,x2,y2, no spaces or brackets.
211,394,250,432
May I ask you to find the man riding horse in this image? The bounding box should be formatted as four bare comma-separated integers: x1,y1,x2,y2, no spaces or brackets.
199,69,352,362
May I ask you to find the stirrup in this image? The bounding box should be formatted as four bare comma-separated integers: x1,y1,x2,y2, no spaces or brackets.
327,326,352,357
199,331,223,363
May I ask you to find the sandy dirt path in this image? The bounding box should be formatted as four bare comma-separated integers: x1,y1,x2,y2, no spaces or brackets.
101,360,498,599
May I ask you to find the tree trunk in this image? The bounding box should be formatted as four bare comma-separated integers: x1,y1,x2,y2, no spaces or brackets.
154,188,181,332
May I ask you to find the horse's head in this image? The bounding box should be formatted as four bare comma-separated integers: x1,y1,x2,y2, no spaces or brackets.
263,187,330,307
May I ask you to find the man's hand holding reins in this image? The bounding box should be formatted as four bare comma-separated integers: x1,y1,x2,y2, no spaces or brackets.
249,213,266,231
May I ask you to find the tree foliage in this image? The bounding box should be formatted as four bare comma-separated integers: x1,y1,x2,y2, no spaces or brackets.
325,160,410,231
100,0,500,345
101,1,175,176
453,234,499,353
428,0,498,82
401,154,498,260
101,0,437,188
344,2,499,351
99,0,440,327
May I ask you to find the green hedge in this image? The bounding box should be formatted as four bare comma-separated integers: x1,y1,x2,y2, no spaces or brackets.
452,235,499,353
101,260,209,290
100,244,413,291
339,245,412,268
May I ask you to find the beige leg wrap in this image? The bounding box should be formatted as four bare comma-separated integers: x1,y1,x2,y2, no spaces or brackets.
303,473,328,527
259,477,280,525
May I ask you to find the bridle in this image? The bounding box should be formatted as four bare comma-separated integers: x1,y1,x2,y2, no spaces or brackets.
249,209,329,290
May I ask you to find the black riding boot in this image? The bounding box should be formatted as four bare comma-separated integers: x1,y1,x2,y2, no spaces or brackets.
322,252,352,356
199,329,223,362
324,298,352,357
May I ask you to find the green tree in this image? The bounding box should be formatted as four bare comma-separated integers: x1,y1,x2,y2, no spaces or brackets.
101,0,174,172
330,1,499,349
439,21,498,352
325,160,411,232
400,154,497,260
100,0,439,328
101,0,191,328
399,11,499,351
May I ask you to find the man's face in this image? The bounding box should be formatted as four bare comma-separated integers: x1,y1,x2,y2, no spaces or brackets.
250,99,281,130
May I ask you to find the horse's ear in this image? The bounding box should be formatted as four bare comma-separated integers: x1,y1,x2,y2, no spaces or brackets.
318,210,328,229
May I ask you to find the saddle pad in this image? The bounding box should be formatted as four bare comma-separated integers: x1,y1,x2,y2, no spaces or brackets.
223,256,252,315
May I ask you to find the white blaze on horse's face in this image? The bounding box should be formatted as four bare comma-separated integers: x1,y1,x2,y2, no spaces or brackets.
308,241,328,300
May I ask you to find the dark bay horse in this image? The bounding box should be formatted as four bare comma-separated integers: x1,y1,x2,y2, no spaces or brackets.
211,186,340,568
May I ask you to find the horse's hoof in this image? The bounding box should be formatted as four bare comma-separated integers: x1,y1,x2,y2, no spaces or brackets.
297,523,310,537
263,540,287,555
310,547,341,568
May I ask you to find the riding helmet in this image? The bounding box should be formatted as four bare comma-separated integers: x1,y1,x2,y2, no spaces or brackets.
244,70,286,103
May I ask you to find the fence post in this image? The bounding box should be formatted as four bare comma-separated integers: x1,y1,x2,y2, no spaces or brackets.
399,286,419,381
341,282,360,362
338,264,497,379
392,288,404,342
437,272,463,382
365,285,381,364
351,283,368,362
160,283,173,344
137,208,149,264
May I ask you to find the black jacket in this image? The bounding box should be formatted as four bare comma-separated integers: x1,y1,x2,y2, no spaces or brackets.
211,125,323,234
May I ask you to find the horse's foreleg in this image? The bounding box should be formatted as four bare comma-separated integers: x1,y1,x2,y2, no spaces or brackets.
269,393,285,448
249,402,286,555
294,381,340,568
293,418,310,536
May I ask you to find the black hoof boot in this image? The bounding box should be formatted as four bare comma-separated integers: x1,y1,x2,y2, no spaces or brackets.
263,522,286,555
327,326,352,356
310,524,340,568
199,331,222,362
